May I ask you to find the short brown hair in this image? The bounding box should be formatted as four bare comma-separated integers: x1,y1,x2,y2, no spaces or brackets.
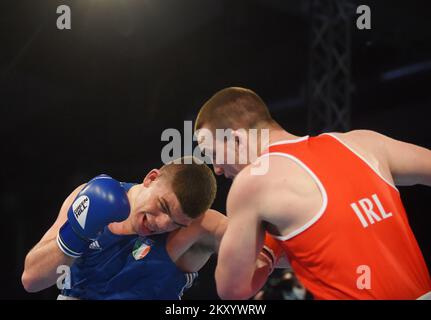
195,87,275,132
159,156,217,219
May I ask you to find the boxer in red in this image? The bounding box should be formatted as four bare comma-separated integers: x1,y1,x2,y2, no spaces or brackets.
195,87,431,300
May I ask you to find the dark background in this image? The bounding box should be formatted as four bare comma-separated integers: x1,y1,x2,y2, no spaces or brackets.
1,0,430,299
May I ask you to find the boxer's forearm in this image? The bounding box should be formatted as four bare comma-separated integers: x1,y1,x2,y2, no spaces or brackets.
216,256,271,300
250,258,273,297
22,238,74,292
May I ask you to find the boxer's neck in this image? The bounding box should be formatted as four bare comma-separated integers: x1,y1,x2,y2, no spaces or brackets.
258,128,301,156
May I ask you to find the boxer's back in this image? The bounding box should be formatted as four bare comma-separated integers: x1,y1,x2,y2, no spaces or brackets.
262,133,431,299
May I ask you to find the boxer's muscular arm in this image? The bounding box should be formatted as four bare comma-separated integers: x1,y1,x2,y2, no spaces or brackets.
196,209,227,253
200,211,283,273
21,184,84,292
175,209,274,276
347,130,431,186
382,135,431,186
215,168,273,300
172,209,227,272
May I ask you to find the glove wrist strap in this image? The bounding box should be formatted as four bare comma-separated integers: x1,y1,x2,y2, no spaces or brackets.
57,221,89,258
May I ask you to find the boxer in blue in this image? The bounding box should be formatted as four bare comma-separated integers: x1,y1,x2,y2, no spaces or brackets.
21,157,232,299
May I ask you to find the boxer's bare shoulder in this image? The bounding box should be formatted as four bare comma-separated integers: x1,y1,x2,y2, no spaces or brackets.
330,130,397,186
332,130,388,170
226,155,323,237
326,130,431,187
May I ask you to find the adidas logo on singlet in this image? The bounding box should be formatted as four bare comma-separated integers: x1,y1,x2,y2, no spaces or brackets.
89,240,102,250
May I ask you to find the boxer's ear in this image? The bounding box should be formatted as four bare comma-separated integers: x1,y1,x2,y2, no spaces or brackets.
143,169,161,187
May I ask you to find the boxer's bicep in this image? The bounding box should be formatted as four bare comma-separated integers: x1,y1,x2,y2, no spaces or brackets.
347,130,431,187
382,135,431,186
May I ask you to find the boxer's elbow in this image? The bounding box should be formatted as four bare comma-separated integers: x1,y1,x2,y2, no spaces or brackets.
22,268,58,293
216,270,264,300
216,272,253,300
22,253,40,292
215,265,255,300
22,255,46,293
217,283,252,300
21,271,41,293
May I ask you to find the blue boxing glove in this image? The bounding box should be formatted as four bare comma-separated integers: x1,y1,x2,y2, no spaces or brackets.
57,174,131,258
